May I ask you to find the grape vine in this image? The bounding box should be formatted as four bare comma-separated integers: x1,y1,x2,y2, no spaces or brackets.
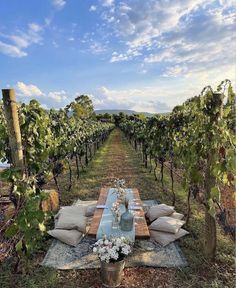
119,80,235,259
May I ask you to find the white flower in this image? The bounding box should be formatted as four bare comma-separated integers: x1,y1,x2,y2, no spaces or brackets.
93,235,132,263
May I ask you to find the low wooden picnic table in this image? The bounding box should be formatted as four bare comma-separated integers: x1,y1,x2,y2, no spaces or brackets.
88,187,150,239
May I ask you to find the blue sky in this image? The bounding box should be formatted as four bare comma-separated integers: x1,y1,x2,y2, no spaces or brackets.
0,0,235,113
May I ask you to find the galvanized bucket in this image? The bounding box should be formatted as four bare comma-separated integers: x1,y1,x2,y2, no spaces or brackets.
100,260,125,287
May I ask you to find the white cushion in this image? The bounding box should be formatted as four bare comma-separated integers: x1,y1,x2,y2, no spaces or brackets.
149,216,185,234
170,212,184,220
146,204,175,222
48,229,83,247
55,213,87,233
150,228,189,246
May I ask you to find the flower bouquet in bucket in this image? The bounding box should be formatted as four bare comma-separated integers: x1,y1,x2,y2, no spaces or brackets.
93,235,132,287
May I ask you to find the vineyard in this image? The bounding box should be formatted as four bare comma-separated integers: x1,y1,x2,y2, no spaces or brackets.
0,80,235,287
0,93,114,257
119,80,236,259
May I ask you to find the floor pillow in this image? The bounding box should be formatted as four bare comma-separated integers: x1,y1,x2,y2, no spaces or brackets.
55,213,88,233
170,212,184,220
55,206,87,220
146,204,175,222
149,228,189,246
149,216,185,234
48,229,83,247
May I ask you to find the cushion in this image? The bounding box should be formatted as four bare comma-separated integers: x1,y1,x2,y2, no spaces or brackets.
85,204,97,217
149,216,185,234
55,213,87,233
76,200,97,206
150,228,189,246
170,212,184,220
146,204,175,222
48,229,83,247
55,205,87,219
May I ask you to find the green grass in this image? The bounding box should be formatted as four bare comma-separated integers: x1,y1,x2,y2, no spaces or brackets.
0,128,235,288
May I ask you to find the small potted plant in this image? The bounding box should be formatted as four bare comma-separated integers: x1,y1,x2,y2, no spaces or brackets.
93,235,132,287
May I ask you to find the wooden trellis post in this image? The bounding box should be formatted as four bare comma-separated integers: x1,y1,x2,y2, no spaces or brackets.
2,89,24,174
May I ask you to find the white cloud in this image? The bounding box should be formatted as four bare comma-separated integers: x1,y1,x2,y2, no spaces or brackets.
101,0,235,76
98,0,235,91
163,65,187,77
102,0,114,7
28,23,42,33
0,41,27,57
93,72,235,112
102,0,209,49
16,82,68,104
53,0,66,8
0,22,43,57
144,50,174,63
110,52,129,63
89,5,97,12
93,86,171,113
110,48,142,63
48,90,67,102
11,23,42,48
89,40,106,54
17,82,44,97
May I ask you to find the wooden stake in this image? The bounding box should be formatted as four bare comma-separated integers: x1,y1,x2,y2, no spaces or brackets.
2,89,24,173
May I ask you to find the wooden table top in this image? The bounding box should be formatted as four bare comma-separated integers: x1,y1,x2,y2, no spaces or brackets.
87,187,150,239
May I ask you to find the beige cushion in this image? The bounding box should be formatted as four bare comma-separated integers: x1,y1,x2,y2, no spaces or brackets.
146,204,175,222
150,228,189,246
48,229,83,247
55,201,97,217
170,212,184,220
55,206,87,219
76,200,97,206
55,213,87,233
149,216,185,234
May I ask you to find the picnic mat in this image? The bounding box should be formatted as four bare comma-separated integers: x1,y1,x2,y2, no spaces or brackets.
41,237,187,270
41,199,188,270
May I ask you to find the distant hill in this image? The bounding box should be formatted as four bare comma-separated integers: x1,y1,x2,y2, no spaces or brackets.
95,109,155,117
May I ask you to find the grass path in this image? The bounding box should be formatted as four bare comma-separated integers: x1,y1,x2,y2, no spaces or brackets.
0,129,234,288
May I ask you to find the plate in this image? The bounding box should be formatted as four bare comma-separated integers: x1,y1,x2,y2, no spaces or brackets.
96,205,108,209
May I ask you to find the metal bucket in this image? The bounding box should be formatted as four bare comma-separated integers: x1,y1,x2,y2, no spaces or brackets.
100,260,125,287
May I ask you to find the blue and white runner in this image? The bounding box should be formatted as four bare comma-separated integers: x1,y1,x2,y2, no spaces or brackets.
96,188,135,242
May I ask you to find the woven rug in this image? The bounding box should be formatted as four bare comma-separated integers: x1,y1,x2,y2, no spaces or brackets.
41,237,187,270
42,199,188,270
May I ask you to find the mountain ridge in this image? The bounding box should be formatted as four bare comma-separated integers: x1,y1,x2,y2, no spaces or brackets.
95,109,154,116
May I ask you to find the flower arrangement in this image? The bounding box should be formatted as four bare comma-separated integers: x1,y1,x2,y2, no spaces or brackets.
114,178,126,202
93,235,132,263
111,201,120,218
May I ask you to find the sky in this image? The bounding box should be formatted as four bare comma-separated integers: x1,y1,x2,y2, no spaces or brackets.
0,0,235,113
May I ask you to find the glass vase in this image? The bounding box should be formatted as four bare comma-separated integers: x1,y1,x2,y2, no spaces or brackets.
112,213,120,229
